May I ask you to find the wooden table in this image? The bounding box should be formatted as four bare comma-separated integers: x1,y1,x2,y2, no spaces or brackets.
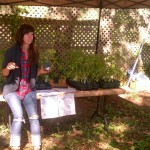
0,87,126,132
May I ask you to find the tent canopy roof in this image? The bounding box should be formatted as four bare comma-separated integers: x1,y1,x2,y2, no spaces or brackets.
1,0,150,9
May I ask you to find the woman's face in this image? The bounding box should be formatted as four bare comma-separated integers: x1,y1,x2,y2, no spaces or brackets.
23,32,34,45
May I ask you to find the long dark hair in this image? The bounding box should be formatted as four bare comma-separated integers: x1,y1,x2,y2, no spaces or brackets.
16,24,39,64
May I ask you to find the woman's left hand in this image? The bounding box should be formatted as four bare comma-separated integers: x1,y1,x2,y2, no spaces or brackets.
38,66,51,76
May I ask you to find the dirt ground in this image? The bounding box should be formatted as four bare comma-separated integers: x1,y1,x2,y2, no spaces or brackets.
0,87,150,150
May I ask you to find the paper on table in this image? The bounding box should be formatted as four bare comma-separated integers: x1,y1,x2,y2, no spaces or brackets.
40,89,76,119
58,93,76,117
41,95,59,119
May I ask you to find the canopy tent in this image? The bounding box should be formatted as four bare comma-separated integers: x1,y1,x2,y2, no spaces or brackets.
1,0,150,9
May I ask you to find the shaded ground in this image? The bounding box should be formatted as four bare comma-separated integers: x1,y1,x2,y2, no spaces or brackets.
0,89,150,150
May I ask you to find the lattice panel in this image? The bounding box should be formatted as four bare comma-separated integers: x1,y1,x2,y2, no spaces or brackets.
98,8,150,73
0,6,99,20
0,6,99,53
0,16,14,50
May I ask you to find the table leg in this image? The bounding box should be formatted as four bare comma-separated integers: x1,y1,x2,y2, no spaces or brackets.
103,96,109,132
91,97,101,119
91,96,109,132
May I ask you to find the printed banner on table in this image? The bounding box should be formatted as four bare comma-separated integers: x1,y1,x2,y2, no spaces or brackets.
41,95,59,119
58,93,76,117
40,93,76,119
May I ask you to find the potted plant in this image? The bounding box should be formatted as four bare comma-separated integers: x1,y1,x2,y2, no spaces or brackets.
38,49,59,84
60,49,125,90
98,51,126,89
49,54,66,84
39,48,58,70
39,48,67,85
64,49,100,90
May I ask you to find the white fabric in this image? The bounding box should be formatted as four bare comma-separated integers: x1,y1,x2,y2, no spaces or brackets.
40,88,76,119
10,135,20,147
31,135,41,147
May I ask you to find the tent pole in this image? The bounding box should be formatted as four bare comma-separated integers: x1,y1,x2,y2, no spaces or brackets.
126,21,150,87
95,0,103,54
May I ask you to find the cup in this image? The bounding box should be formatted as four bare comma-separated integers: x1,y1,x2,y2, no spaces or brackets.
43,62,51,71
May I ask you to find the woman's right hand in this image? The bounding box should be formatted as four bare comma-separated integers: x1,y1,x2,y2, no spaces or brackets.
2,62,19,77
6,62,19,70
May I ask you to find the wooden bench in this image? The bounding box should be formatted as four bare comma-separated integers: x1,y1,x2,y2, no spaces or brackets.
0,87,126,132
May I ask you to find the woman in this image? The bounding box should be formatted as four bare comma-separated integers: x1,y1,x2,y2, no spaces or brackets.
2,24,49,150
